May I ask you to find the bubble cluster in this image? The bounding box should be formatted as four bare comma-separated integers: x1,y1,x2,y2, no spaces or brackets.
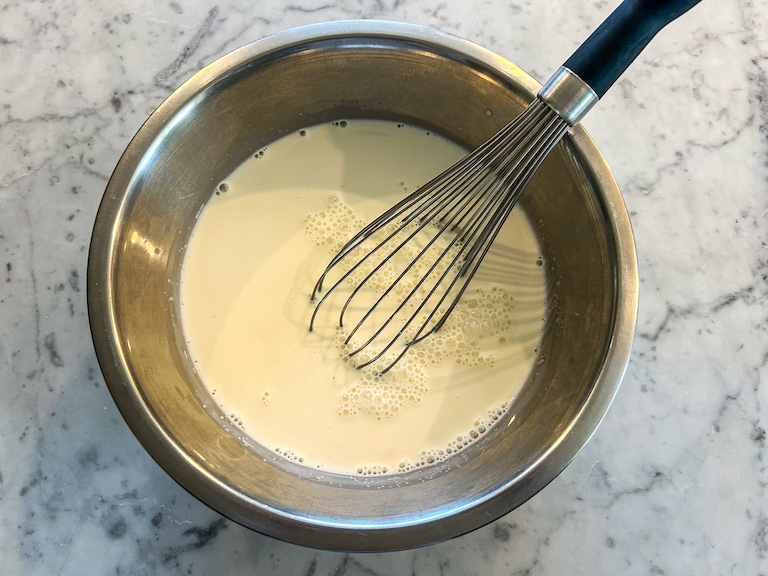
335,345,428,420
366,401,511,475
429,288,517,368
357,465,388,475
401,402,508,470
275,447,304,463
304,194,366,254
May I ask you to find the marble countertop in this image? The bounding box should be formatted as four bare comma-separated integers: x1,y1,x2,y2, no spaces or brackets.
1,0,766,574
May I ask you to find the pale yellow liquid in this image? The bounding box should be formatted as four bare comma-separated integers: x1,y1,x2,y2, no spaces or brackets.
180,120,547,474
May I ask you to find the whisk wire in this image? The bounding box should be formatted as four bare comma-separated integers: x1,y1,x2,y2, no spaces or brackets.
310,143,500,330
340,110,557,352
346,173,518,365
343,167,510,349
337,169,497,333
310,112,523,300
311,98,570,373
406,115,570,351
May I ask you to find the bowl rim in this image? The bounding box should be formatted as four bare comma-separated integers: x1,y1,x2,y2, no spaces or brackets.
87,19,638,551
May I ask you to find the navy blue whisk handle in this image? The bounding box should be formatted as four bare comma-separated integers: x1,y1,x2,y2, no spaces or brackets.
564,0,704,99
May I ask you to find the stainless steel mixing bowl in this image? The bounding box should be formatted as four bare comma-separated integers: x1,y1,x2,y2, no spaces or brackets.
88,21,637,551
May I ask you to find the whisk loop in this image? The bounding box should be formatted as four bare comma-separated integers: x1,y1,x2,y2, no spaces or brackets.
309,98,569,373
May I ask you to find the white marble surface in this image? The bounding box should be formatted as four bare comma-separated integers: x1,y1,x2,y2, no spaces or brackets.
1,0,766,573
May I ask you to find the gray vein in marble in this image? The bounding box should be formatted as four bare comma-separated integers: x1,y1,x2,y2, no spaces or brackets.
155,7,220,87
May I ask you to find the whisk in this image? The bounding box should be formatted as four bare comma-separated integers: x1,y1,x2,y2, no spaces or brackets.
310,0,703,373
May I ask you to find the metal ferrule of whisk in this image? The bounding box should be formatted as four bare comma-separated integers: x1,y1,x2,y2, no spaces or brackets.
537,67,599,126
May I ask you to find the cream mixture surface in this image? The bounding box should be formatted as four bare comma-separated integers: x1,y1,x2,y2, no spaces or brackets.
180,120,547,474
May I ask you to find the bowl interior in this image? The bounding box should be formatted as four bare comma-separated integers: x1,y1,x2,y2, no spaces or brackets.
89,23,632,551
